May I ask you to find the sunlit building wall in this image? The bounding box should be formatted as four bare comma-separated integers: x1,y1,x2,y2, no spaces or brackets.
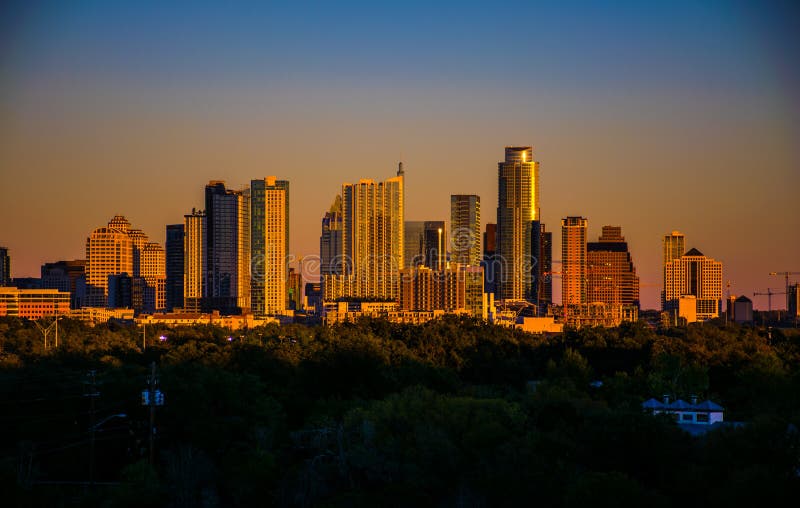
664,247,723,321
561,216,588,307
497,146,539,301
183,210,205,313
450,195,481,267
251,176,289,316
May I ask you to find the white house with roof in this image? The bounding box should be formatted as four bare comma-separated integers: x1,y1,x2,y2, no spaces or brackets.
642,395,724,425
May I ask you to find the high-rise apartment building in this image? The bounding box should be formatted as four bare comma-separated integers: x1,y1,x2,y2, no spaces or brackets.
140,242,166,312
320,195,344,276
325,165,404,301
399,265,485,318
251,176,289,317
205,181,250,314
0,247,10,286
664,247,723,321
587,226,640,307
450,195,481,266
165,224,184,311
561,216,588,307
497,146,539,301
183,210,205,313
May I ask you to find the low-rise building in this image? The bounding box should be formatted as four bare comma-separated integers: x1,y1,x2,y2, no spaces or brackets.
0,287,71,319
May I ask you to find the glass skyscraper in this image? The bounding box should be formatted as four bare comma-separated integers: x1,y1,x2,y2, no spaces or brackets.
251,177,289,317
450,195,481,267
165,224,184,311
496,146,539,301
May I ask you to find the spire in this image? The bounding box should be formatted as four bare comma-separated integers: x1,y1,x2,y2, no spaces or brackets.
397,161,404,177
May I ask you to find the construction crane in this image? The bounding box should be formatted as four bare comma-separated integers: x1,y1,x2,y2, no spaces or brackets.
769,271,800,310
753,288,786,313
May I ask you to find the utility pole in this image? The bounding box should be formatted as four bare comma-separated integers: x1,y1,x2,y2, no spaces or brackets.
85,370,100,486
142,362,164,465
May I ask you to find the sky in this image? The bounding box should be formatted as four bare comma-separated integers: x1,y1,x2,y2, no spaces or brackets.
1,0,798,310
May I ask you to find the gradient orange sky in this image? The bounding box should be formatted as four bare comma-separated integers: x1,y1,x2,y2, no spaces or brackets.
1,1,798,309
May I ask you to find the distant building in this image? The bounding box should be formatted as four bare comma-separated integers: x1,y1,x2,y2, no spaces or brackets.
0,247,9,286
450,195,481,267
41,260,86,309
304,282,322,314
496,146,540,301
183,210,205,313
205,181,250,314
251,176,290,317
165,224,184,311
642,395,725,432
323,166,404,301
320,195,344,276
789,284,800,320
10,278,42,289
399,265,486,319
732,295,753,324
404,221,447,271
662,231,686,309
287,267,302,311
587,226,640,308
85,215,164,312
482,223,498,297
561,216,588,308
664,246,723,322
0,287,70,319
531,221,553,314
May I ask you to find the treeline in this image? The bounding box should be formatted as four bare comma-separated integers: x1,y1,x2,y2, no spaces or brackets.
0,317,798,507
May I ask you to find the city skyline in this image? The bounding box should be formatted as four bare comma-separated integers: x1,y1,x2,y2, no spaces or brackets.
2,1,799,310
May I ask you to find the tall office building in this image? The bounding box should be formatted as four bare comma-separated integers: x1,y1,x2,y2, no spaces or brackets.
325,165,404,301
165,224,184,311
41,260,86,309
85,216,135,307
587,226,640,307
450,195,481,266
184,210,205,313
482,223,498,297
320,195,344,276
662,231,685,310
205,181,250,314
251,176,289,317
496,146,540,301
561,216,588,307
0,247,10,286
664,247,723,321
531,221,553,313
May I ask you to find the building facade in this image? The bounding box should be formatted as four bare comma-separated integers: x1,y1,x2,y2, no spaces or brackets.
531,221,553,314
251,176,289,317
586,226,640,308
85,216,135,308
561,216,588,307
662,231,686,310
496,146,539,301
320,195,344,276
0,287,71,318
41,260,86,309
664,247,723,321
325,165,404,301
165,224,184,311
183,210,205,313
0,247,9,286
204,181,250,314
450,194,481,267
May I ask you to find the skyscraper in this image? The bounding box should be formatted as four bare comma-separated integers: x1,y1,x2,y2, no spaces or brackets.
561,216,588,307
404,221,426,269
662,231,685,310
251,176,289,317
587,226,640,307
320,195,344,276
531,221,553,313
325,164,404,301
482,223,498,297
184,210,205,313
165,224,184,311
204,181,250,314
664,247,723,321
0,247,9,286
497,146,539,301
450,195,481,266
41,260,86,309
85,216,134,307
404,221,446,270
85,215,164,311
